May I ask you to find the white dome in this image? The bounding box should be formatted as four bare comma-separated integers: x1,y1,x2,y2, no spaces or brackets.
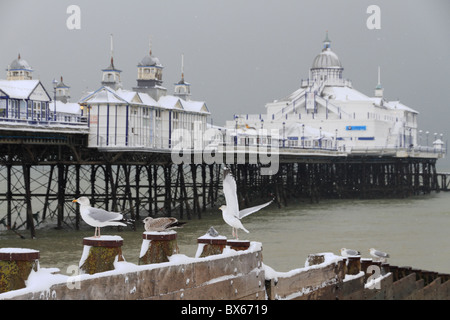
311,49,342,69
139,54,162,67
9,56,32,70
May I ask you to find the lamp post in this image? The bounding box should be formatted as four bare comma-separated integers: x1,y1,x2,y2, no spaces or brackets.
319,127,322,149
282,122,285,148
52,78,58,121
426,131,429,147
335,129,338,150
302,124,305,148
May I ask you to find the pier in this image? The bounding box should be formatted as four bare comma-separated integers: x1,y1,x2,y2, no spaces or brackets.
0,126,447,238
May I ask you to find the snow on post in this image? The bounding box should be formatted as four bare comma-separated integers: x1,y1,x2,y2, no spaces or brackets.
138,231,179,265
195,233,227,258
0,248,40,293
79,236,124,275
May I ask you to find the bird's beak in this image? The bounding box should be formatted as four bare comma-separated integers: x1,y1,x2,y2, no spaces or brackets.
72,199,78,203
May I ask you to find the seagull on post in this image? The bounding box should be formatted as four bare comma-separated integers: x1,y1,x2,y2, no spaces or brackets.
369,248,390,262
72,196,131,237
340,248,361,257
220,167,273,239
143,217,186,232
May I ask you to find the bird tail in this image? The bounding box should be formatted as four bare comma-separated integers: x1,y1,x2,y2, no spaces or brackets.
168,221,187,229
242,226,249,233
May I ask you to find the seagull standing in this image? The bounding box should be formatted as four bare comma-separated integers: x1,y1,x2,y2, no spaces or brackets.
369,248,390,262
220,167,273,239
143,217,186,232
72,197,129,237
340,248,361,257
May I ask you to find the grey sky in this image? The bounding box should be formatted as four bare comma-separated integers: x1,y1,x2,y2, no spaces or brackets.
1,0,450,168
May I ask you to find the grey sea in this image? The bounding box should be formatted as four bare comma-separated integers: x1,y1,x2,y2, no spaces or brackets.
1,191,450,275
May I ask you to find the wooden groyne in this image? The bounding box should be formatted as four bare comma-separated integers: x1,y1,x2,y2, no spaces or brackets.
1,236,449,300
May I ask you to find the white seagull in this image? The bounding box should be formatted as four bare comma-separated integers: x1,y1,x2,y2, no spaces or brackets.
73,196,129,237
340,248,361,257
143,217,186,232
220,167,273,239
369,248,390,262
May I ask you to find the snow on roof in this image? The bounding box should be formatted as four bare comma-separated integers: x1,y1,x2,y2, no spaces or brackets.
158,95,182,109
82,87,127,104
137,92,159,107
385,100,418,114
158,95,209,114
278,87,306,103
181,99,210,114
323,86,371,101
0,80,40,99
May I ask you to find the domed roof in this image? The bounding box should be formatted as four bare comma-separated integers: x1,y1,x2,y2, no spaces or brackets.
311,49,342,69
311,32,342,69
138,53,162,67
9,54,32,71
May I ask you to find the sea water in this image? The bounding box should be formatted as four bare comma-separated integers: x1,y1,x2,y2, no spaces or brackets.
1,192,450,275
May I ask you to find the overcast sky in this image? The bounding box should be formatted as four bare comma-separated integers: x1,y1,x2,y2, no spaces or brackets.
1,0,450,167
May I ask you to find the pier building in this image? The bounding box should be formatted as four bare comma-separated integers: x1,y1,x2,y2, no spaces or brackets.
225,33,443,158
80,44,210,149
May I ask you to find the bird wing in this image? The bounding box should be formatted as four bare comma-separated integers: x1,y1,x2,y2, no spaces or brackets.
86,207,123,223
223,167,240,218
238,199,273,219
375,250,389,258
151,217,177,229
347,249,360,256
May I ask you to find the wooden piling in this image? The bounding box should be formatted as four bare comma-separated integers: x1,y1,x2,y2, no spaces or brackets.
227,240,251,251
0,248,39,293
139,231,179,264
79,236,124,275
196,235,228,258
346,256,361,275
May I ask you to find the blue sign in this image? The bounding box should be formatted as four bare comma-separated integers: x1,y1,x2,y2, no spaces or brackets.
288,137,299,141
346,126,366,131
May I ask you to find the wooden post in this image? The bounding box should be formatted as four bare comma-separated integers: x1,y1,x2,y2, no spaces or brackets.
346,256,361,275
196,234,227,258
227,240,250,251
307,254,325,266
79,236,124,275
0,248,39,293
139,231,179,264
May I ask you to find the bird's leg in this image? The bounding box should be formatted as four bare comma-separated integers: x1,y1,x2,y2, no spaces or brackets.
236,228,239,240
232,227,235,238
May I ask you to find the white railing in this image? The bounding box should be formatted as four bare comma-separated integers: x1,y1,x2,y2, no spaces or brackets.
0,116,88,128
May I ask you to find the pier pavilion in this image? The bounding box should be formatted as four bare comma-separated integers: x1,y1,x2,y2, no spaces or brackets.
225,32,445,158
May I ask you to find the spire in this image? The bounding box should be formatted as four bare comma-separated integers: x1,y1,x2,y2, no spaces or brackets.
323,31,331,50
149,35,152,56
101,34,122,90
174,53,191,100
110,34,115,69
181,53,184,82
375,66,384,97
18,53,21,60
